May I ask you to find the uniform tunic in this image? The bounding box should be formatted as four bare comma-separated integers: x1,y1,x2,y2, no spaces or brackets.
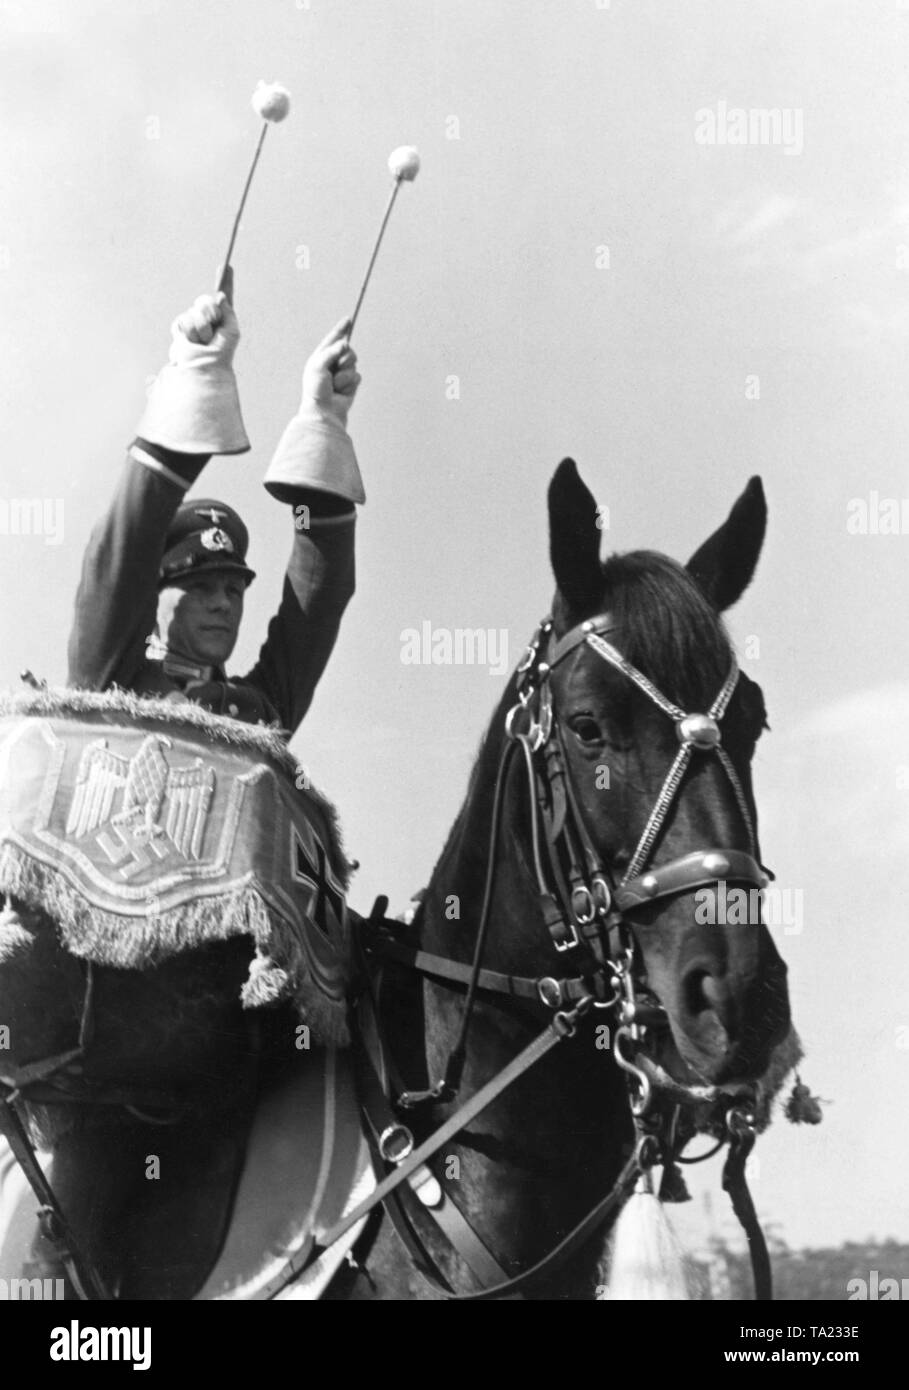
66,440,355,735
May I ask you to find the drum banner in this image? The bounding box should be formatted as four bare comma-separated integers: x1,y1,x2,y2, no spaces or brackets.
0,690,353,1044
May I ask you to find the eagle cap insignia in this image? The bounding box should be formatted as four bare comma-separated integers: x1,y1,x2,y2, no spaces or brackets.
195,506,228,525
201,527,234,553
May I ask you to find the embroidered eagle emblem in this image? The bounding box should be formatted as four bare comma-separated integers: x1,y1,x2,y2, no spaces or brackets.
65,734,214,870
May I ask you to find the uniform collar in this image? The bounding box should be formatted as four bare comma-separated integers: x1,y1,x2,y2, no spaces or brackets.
146,635,216,685
162,652,214,684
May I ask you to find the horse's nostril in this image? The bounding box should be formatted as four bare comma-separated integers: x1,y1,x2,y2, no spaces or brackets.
684,967,712,1017
684,966,729,1019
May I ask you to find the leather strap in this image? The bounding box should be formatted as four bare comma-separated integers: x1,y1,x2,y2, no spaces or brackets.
313,1014,571,1259
723,1128,772,1301
545,614,617,671
0,1093,111,1300
359,1097,514,1294
353,1011,641,1300
380,1146,641,1301
369,935,593,1007
616,848,765,911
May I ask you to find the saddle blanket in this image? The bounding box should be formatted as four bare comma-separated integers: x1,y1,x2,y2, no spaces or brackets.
0,689,353,1043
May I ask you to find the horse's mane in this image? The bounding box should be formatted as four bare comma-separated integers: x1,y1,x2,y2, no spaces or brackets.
596,550,731,710
430,549,733,883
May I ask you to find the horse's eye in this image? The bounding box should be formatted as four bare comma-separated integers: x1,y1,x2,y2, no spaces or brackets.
570,716,603,746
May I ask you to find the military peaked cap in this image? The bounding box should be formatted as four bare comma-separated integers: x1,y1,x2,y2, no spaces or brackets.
159,498,256,587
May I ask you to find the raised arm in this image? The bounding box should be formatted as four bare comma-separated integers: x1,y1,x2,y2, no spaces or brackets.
67,281,248,690
244,320,364,735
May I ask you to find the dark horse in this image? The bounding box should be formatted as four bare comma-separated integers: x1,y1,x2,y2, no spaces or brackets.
326,459,799,1300
0,460,799,1300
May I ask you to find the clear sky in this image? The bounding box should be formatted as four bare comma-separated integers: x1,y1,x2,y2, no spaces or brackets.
0,0,906,1256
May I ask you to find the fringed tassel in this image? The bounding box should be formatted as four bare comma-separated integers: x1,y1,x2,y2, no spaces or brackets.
240,950,350,1045
241,949,290,1008
658,1160,691,1203
0,895,36,962
598,1170,694,1301
0,850,351,1047
783,1073,825,1125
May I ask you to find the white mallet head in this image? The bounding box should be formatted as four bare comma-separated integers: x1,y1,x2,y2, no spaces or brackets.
252,80,291,124
388,145,421,182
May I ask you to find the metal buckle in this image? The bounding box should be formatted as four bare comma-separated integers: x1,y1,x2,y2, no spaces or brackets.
378,1123,414,1165
537,976,563,1009
593,983,621,1010
571,883,596,926
633,1131,660,1172
591,874,612,916
552,918,580,952
534,683,553,750
516,643,538,675
726,1104,757,1141
614,1025,653,1117
504,702,529,741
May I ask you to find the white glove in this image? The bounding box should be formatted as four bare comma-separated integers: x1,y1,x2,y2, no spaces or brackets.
136,272,250,455
264,318,364,504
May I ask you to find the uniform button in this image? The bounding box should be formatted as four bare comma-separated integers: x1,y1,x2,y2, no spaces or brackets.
228,703,239,717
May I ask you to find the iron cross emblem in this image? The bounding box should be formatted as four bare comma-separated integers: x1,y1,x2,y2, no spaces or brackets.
291,827,345,938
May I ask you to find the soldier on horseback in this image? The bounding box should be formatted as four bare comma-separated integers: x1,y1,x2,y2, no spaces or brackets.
0,282,367,1297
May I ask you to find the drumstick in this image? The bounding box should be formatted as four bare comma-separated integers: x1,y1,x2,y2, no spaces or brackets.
217,82,291,294
347,146,421,340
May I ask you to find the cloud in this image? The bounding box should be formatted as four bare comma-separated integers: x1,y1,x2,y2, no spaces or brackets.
705,185,909,342
795,681,909,741
761,682,909,868
716,194,800,246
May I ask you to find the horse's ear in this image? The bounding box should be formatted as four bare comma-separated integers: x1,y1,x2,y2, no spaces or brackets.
686,476,767,611
548,459,602,612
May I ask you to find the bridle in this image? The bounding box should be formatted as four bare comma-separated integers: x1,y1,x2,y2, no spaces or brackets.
509,611,762,947
338,609,775,1299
